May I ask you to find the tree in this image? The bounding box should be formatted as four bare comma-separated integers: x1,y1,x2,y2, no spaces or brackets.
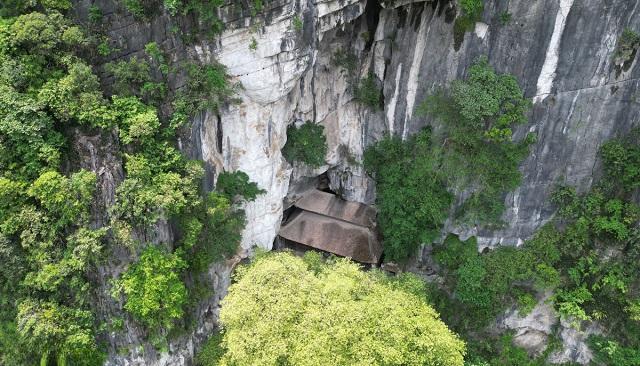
216,252,466,366
16,299,103,365
215,170,265,201
282,121,328,168
112,246,188,330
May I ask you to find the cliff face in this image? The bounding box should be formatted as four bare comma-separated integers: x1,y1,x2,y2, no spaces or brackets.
73,0,640,364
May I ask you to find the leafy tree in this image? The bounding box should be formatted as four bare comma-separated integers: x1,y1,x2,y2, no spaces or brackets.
182,191,246,272
417,57,532,224
215,170,265,201
170,62,235,129
16,299,103,365
364,128,452,263
282,121,328,168
112,246,188,330
0,84,64,180
112,95,161,144
112,153,203,227
217,252,466,366
27,170,96,226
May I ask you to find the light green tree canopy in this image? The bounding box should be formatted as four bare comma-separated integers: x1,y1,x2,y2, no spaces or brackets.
217,251,465,366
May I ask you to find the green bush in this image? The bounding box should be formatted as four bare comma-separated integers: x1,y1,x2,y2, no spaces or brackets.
16,299,104,366
196,332,226,366
498,11,512,25
365,129,452,263
614,28,640,67
453,0,484,49
112,246,188,330
589,335,640,366
282,121,328,167
332,48,358,73
418,56,532,224
88,5,103,23
170,62,235,129
292,15,303,33
354,73,381,109
184,192,245,272
0,5,240,361
216,171,265,201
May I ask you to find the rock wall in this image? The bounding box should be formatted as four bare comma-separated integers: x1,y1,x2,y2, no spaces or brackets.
71,0,640,364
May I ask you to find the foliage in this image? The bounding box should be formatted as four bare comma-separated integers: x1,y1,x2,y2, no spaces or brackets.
216,170,265,201
614,28,640,67
112,152,203,227
170,62,235,130
292,15,303,33
196,332,226,366
364,128,452,263
17,299,104,366
113,246,188,330
453,0,484,49
282,121,328,167
106,57,166,102
1,4,239,360
0,84,64,180
0,9,112,364
248,37,257,50
428,231,561,333
218,252,466,365
365,59,531,260
156,0,225,36
182,192,246,272
354,73,382,109
417,56,532,224
121,0,148,18
88,5,103,23
332,48,358,74
599,129,640,193
589,335,640,366
498,11,512,25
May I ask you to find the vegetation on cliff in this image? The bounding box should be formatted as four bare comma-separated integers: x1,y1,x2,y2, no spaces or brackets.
0,1,259,363
365,57,532,263
282,121,328,168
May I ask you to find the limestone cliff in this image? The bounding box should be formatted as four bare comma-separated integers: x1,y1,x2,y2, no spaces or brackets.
71,0,640,364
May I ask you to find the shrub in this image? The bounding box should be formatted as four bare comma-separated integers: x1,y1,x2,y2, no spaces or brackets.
216,171,265,201
453,0,484,49
88,5,103,23
354,73,381,109
498,11,511,25
170,62,235,129
282,121,328,167
364,129,452,263
589,335,640,366
332,48,357,73
417,56,532,224
16,299,103,365
195,332,225,366
112,246,188,330
292,15,303,33
218,252,466,365
184,192,245,272
122,0,147,18
614,28,640,68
